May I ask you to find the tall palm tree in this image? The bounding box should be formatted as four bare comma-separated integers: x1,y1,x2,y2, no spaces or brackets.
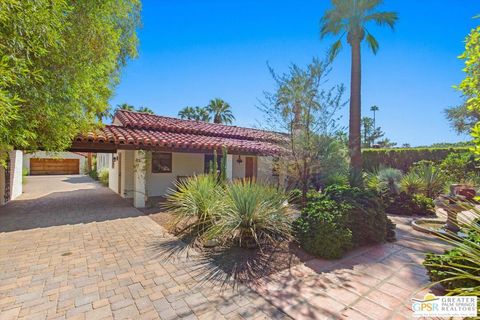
206,98,235,124
116,103,135,111
320,0,397,174
178,106,211,122
137,106,155,114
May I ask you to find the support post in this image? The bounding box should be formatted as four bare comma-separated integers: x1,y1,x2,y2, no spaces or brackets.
226,154,233,180
133,150,147,208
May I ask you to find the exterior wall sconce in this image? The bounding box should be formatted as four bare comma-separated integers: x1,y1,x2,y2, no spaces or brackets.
236,155,243,164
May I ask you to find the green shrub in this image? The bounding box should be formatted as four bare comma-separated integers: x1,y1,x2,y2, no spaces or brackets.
440,152,477,183
289,189,302,205
386,192,435,216
98,168,109,186
324,185,395,245
424,229,480,291
293,196,352,259
362,147,469,172
401,171,424,194
206,180,292,248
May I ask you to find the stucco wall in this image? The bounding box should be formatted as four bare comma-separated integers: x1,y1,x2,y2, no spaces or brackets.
232,155,246,179
146,152,204,197
96,153,111,173
121,150,134,198
10,150,23,200
109,153,119,194
23,151,87,174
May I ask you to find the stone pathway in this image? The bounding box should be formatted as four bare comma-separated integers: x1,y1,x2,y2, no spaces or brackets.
249,216,447,320
0,176,287,320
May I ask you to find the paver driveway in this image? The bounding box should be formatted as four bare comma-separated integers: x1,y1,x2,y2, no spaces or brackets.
0,176,287,320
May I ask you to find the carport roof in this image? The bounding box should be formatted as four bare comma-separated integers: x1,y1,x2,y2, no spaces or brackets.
70,110,286,155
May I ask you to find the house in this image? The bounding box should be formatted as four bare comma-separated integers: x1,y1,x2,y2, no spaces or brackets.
0,150,23,206
23,151,88,175
71,110,285,208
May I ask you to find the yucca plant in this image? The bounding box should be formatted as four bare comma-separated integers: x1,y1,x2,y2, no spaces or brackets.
401,171,424,195
411,162,447,199
366,167,403,195
164,174,226,236
204,179,293,249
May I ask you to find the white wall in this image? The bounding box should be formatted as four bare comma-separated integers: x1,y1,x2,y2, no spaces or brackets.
96,153,111,173
109,152,119,194
121,150,134,198
23,151,87,174
147,152,205,197
10,150,23,200
232,155,246,179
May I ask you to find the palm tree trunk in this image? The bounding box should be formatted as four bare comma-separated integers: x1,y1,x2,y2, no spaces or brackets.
349,39,362,174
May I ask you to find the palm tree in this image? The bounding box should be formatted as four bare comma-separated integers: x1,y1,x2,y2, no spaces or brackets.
320,0,397,174
206,98,235,124
370,105,379,129
178,106,211,122
137,106,155,114
116,103,135,111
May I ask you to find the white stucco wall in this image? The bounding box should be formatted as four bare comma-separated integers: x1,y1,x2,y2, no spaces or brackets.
10,150,23,200
121,150,134,198
109,152,119,194
23,151,87,174
96,153,111,173
232,155,246,179
146,152,205,197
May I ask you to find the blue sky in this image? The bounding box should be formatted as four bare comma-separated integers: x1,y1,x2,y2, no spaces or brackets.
111,0,479,146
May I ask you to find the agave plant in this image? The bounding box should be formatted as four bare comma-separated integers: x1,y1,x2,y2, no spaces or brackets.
204,179,293,248
412,162,448,199
164,174,226,235
401,171,424,195
366,167,403,195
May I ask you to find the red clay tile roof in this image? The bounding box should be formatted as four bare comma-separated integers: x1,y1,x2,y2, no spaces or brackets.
73,110,285,155
115,110,283,143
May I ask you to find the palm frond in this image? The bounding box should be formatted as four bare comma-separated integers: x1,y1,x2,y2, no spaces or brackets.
366,32,379,54
328,39,343,62
365,12,398,29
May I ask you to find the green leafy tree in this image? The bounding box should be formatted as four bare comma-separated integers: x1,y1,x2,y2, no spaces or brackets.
361,116,385,147
178,106,211,121
456,21,480,154
320,0,398,176
377,138,397,148
445,104,480,135
0,0,141,164
206,98,235,124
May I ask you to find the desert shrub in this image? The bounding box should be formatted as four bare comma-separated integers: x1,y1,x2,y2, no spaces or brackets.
293,196,352,259
206,180,292,248
311,136,350,188
98,168,109,186
164,174,225,235
289,189,302,205
386,192,435,216
362,147,469,172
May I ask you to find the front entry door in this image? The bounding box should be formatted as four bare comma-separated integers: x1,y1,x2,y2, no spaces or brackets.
245,157,255,179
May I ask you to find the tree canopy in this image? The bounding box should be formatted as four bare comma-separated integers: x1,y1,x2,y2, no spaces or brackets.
0,0,141,162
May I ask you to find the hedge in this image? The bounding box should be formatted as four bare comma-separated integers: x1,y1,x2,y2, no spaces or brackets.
362,147,470,172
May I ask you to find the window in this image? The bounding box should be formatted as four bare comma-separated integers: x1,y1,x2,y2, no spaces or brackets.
204,154,223,174
152,152,172,173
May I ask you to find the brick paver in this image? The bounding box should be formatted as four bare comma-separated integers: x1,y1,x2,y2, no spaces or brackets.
249,217,447,320
0,176,288,320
